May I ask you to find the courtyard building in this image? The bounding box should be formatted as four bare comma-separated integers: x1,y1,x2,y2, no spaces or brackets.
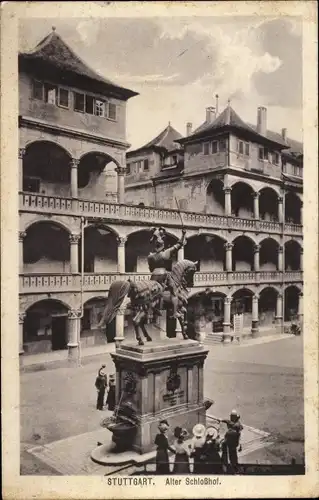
19,29,303,363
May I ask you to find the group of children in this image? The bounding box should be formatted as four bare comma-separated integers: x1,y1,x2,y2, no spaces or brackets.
155,410,243,475
94,365,116,411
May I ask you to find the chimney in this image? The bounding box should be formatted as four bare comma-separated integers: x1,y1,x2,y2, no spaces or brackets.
225,99,231,125
206,106,216,123
215,94,219,116
186,122,193,136
257,106,267,136
281,128,287,142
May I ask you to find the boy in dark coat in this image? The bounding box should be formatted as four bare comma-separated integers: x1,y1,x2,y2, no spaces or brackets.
106,374,116,411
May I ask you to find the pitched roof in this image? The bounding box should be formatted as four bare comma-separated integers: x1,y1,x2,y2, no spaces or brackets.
178,105,288,149
248,124,303,157
19,29,138,100
128,124,183,155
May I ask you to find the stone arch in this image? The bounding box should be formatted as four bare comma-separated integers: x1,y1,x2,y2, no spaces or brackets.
24,139,72,158
259,286,278,327
232,235,255,271
285,240,302,270
77,151,120,196
81,295,116,345
206,178,225,215
23,298,71,354
23,217,72,234
185,233,227,272
23,140,72,195
259,187,279,221
82,223,118,273
259,237,280,271
285,192,302,224
259,284,281,295
23,220,71,273
231,288,254,327
125,229,152,273
230,181,256,219
284,285,301,321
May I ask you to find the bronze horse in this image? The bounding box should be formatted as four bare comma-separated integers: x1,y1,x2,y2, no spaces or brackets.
97,259,199,345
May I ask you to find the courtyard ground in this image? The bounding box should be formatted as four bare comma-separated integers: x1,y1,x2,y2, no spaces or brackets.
20,335,304,474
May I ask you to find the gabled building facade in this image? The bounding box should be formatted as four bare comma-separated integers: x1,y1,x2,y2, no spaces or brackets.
125,104,303,340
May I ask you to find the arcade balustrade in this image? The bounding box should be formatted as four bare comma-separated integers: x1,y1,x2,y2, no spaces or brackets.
19,192,303,235
19,270,303,294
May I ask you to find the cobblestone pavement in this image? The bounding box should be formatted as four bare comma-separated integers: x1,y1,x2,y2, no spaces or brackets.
20,336,304,474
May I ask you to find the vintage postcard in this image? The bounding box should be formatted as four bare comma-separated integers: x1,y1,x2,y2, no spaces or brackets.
1,1,318,499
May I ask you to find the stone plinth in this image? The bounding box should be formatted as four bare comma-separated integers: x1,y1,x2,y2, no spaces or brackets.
110,338,209,454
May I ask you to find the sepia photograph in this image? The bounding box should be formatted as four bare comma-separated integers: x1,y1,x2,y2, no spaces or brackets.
1,1,318,499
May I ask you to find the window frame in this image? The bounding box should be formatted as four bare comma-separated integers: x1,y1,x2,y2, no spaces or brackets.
58,87,70,109
95,98,106,117
44,82,58,105
32,80,44,100
74,91,85,113
108,102,117,121
211,141,218,154
143,159,149,171
203,142,210,155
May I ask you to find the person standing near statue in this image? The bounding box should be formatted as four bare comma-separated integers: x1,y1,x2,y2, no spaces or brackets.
154,420,176,474
220,409,243,474
105,374,116,411
95,365,107,411
148,227,187,319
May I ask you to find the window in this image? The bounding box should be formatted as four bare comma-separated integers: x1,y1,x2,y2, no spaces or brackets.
44,83,57,104
95,99,105,117
108,102,117,120
238,140,250,156
74,92,85,112
203,142,210,155
32,80,44,100
219,140,226,152
212,141,218,154
171,155,177,165
143,159,149,171
245,143,250,156
271,152,279,165
258,146,269,161
238,141,244,155
58,88,69,108
126,164,131,175
85,95,94,115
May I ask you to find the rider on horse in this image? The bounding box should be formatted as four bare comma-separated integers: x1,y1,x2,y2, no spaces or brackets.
148,227,187,319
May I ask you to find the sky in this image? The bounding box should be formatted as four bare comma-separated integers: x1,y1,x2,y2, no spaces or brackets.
19,16,303,149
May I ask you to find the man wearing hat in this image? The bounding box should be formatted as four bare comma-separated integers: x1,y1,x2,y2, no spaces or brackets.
154,420,176,474
95,365,107,411
220,410,243,473
106,374,116,411
201,427,223,474
190,423,206,474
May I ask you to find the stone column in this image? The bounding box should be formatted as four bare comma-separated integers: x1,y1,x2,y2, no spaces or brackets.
116,167,126,204
195,316,206,344
278,196,284,223
225,243,233,271
254,244,260,272
19,148,25,191
300,248,303,271
224,187,232,216
251,294,259,337
115,307,125,348
70,158,79,198
298,291,303,323
278,245,284,271
157,311,167,340
275,292,283,325
223,296,232,343
300,201,303,225
69,234,80,273
19,231,26,273
117,236,126,273
67,309,81,364
253,192,259,219
19,312,26,359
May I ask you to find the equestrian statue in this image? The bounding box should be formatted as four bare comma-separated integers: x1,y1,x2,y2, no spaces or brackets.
97,227,199,345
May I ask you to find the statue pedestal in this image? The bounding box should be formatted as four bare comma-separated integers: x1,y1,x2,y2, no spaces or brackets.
111,339,209,454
